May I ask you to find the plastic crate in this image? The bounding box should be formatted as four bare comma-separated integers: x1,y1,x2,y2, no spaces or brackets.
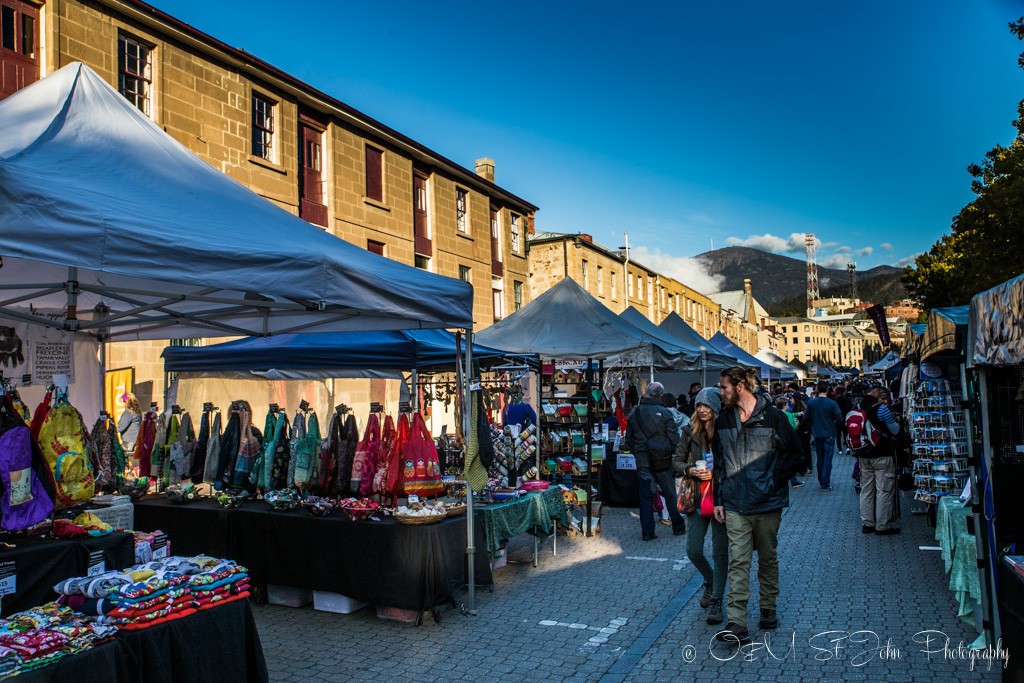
313,591,369,614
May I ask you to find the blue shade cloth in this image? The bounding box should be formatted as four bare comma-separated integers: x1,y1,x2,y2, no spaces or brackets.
0,63,473,338
707,333,781,380
162,329,515,373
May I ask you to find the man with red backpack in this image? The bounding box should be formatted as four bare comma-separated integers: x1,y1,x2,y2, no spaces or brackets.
852,387,901,535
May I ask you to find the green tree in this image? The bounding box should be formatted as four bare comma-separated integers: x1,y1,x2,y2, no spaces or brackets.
903,18,1024,308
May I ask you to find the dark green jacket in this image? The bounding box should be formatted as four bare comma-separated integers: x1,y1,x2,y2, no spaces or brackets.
712,395,804,514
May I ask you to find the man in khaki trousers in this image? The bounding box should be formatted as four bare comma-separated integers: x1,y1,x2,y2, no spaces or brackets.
857,388,901,534
712,367,804,643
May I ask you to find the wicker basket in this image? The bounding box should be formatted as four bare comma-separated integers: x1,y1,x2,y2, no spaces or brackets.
395,512,445,525
443,504,467,518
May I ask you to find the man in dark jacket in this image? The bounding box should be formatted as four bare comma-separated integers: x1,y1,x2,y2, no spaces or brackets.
712,367,804,642
625,382,686,541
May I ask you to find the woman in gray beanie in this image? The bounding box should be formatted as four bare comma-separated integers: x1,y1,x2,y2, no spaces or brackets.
672,387,727,625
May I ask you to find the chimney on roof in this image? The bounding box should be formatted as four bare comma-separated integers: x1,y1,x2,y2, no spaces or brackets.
474,158,495,183
744,278,752,295
578,234,593,243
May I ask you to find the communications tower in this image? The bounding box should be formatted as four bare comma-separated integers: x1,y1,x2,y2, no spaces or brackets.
847,262,858,302
805,234,819,317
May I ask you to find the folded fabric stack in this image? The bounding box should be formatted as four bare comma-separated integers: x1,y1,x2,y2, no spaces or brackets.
0,602,118,676
54,555,248,631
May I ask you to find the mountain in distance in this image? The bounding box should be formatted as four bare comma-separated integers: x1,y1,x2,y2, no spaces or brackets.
696,246,905,310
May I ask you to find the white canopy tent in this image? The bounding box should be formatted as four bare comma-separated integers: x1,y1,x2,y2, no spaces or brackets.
755,349,804,381
0,63,474,340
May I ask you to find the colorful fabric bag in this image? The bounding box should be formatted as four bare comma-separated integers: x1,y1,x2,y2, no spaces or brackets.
676,476,697,515
291,412,321,490
349,413,379,495
0,401,54,530
361,415,392,497
377,413,410,499
403,414,444,497
37,400,96,510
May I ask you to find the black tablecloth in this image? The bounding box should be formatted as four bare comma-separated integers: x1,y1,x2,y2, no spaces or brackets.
599,459,639,507
134,496,492,612
0,533,135,617
16,598,268,683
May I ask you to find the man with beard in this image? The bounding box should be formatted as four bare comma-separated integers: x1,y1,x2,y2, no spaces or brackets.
712,367,804,642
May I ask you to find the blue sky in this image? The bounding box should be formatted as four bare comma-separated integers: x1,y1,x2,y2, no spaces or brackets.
156,0,1023,290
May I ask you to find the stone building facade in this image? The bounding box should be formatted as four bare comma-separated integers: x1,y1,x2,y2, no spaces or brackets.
2,0,536,401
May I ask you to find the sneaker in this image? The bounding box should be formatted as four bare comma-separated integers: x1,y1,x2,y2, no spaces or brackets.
791,479,804,488
759,608,778,630
672,527,686,536
821,486,834,491
862,525,875,534
875,527,901,536
706,598,724,625
714,621,749,643
699,582,713,608
660,518,672,525
641,534,658,541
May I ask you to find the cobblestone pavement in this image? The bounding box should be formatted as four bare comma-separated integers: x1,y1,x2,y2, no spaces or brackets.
252,451,1000,682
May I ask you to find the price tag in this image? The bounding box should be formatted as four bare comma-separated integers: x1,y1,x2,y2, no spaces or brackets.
469,379,482,391
0,561,16,597
152,532,168,560
52,374,68,392
602,423,609,441
407,494,420,505
87,550,106,577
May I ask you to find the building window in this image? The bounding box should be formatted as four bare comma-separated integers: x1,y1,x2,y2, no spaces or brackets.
415,255,430,270
792,338,797,345
459,265,470,282
610,274,616,299
805,337,810,343
647,278,653,303
456,188,468,233
367,240,385,256
581,260,588,289
597,266,603,295
638,276,643,299
365,145,383,202
627,274,634,297
118,35,152,116
251,93,275,161
513,280,523,311
804,324,809,331
510,213,521,252
492,277,504,322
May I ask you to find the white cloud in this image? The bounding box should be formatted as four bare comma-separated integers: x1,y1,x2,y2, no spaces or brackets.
630,246,726,294
895,252,923,268
819,254,852,269
880,243,895,252
724,232,816,253
835,246,852,254
855,247,874,256
822,241,840,248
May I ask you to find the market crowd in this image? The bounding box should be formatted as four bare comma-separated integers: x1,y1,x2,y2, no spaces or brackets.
622,368,910,642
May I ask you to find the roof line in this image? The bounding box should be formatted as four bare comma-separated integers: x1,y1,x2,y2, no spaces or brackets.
101,0,539,213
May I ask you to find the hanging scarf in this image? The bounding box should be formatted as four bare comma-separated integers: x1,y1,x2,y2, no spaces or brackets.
316,414,340,495
192,410,210,482
135,412,157,477
90,418,117,494
215,411,241,490
158,414,179,491
350,414,379,495
463,393,488,492
287,411,307,488
168,412,197,485
253,412,287,491
231,404,261,489
334,414,359,495
292,412,321,490
203,411,222,485
267,414,291,490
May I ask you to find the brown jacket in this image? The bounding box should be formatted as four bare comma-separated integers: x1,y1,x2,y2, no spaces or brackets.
672,423,709,478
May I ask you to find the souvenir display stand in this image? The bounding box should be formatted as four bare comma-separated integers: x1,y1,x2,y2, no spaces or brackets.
907,379,969,506
966,273,1024,675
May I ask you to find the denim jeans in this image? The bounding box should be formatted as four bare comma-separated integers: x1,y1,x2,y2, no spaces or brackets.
637,466,685,538
686,512,728,598
814,435,836,488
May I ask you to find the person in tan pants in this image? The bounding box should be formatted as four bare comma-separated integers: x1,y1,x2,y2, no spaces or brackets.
858,388,901,534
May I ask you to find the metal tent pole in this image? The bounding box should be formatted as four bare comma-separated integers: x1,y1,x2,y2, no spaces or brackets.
585,357,594,536
463,329,477,614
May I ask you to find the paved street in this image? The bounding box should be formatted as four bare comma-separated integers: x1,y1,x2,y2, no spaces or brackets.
252,452,1000,682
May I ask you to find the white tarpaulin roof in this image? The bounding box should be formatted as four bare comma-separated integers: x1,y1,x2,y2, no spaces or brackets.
0,63,474,340
475,278,700,366
754,349,803,380
969,272,1024,367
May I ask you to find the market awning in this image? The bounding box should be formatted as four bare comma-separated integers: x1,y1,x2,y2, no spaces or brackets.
657,313,738,367
968,272,1024,367
618,307,730,370
919,306,969,361
870,350,902,371
905,323,927,359
708,333,780,380
475,278,701,366
754,349,802,380
0,63,474,340
161,329,518,374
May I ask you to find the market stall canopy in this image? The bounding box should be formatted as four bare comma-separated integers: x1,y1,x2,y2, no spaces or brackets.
161,329,518,374
0,63,474,340
474,278,701,366
919,306,969,361
708,333,780,380
968,272,1024,367
870,350,902,372
754,349,802,380
618,307,730,370
657,313,738,367
905,323,927,359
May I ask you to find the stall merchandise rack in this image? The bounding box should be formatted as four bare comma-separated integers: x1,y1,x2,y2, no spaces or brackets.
909,379,970,504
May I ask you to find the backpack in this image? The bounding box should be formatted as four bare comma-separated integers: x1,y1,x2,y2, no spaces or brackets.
38,400,96,509
0,399,54,530
845,408,880,455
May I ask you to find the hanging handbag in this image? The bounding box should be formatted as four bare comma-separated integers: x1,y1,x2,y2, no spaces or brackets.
378,413,410,499
292,412,321,490
350,413,379,495
676,475,697,515
699,479,715,517
403,413,445,497
362,415,394,497
0,400,54,529
38,400,96,510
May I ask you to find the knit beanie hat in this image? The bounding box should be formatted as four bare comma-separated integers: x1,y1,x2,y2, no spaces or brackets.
694,387,721,415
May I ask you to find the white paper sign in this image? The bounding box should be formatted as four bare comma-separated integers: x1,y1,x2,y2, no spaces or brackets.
0,562,16,597
616,453,637,471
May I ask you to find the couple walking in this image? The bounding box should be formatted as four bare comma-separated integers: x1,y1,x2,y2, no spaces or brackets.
625,369,804,641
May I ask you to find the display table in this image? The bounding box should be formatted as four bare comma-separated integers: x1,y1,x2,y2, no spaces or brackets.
476,489,569,563
133,496,492,614
0,533,135,617
14,598,267,683
599,458,639,507
935,497,970,573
